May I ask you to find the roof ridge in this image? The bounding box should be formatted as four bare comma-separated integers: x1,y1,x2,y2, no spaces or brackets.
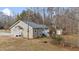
10,20,48,29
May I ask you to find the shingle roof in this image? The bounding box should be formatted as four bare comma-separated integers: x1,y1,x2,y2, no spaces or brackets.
25,21,48,28
10,20,48,29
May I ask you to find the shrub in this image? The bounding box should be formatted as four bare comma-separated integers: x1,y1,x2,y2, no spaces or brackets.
52,35,63,45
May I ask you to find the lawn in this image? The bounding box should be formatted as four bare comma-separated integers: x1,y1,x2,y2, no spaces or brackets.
0,36,78,51
0,30,10,33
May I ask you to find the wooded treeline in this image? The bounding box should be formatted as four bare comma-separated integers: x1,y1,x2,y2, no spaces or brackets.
16,7,79,34
0,7,79,34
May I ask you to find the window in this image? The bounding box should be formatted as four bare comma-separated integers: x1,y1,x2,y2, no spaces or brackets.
15,26,23,30
35,30,36,32
40,34,42,36
18,26,23,29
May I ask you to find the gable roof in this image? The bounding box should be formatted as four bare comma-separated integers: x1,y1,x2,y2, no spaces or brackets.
10,20,48,29
9,20,21,29
25,21,48,28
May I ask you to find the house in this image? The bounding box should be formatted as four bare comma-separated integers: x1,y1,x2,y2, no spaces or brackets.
10,20,48,39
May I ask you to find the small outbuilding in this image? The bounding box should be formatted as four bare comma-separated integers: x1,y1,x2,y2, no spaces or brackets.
10,20,48,39
56,29,63,35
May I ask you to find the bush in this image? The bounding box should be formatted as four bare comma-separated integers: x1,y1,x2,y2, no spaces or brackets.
52,35,63,45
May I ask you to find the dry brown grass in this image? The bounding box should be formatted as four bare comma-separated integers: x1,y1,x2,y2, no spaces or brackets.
0,36,78,51
62,34,79,40
0,36,71,51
